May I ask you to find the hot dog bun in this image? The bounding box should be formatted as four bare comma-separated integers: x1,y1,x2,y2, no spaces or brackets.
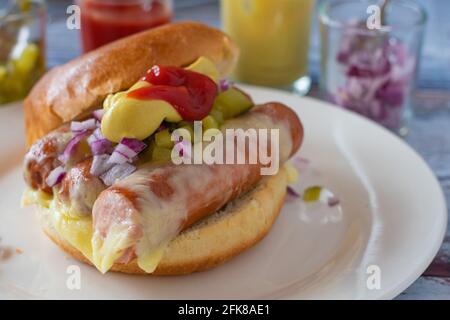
38,167,288,275
24,22,239,146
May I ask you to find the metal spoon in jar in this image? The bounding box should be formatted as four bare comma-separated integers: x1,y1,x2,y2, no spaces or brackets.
380,0,389,26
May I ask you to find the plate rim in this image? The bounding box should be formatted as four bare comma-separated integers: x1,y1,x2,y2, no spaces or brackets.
241,85,448,300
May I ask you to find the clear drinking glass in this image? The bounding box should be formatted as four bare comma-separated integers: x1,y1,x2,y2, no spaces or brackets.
0,0,47,105
319,0,426,135
221,0,315,95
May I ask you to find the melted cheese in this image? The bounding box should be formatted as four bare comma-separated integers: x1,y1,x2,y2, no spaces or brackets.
22,189,94,261
22,189,168,274
53,207,94,261
92,224,137,274
138,246,166,273
284,163,299,184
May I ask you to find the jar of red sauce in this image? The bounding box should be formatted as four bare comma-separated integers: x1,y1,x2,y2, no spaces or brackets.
76,0,173,53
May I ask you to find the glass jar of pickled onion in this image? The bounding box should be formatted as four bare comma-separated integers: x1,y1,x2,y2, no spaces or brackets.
319,0,426,135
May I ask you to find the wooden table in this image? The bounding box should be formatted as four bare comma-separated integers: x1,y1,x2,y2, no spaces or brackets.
43,0,449,299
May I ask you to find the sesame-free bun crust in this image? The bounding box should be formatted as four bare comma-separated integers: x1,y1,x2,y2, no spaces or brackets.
38,167,288,275
24,22,239,146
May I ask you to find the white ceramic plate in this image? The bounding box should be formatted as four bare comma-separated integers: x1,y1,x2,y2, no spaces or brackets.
0,85,446,300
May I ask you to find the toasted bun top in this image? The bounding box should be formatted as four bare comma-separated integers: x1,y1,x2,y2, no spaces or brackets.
24,22,239,146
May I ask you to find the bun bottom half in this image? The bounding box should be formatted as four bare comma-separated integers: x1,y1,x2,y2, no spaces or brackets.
38,168,288,275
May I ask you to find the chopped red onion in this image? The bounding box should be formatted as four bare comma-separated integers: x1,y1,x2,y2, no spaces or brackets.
59,130,89,164
87,133,97,146
219,79,233,92
92,109,104,122
328,196,340,207
287,186,301,197
375,80,405,107
291,156,310,172
89,128,104,141
293,156,310,165
107,150,130,165
94,128,104,139
346,48,391,78
90,154,114,176
71,119,97,133
87,128,113,155
91,139,113,155
156,123,168,132
45,166,66,187
329,27,416,130
100,163,136,186
108,138,147,164
121,138,147,153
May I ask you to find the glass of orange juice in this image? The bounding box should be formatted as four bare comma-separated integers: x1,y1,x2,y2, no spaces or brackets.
221,0,315,94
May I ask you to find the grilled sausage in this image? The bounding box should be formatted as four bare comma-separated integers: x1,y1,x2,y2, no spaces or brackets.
23,125,71,193
91,103,303,272
57,158,106,216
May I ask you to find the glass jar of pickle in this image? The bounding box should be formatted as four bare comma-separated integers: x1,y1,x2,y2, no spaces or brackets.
0,0,46,105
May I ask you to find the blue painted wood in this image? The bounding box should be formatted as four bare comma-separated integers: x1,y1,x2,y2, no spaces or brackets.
396,277,450,300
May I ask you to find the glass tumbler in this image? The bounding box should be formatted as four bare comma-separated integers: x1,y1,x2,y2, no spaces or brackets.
319,0,426,135
0,0,47,105
221,0,315,95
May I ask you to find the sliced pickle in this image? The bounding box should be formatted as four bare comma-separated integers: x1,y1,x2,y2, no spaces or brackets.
155,129,174,148
177,120,193,128
138,139,156,164
20,0,32,12
1,73,25,101
209,109,224,125
14,43,39,75
78,140,91,157
202,115,219,131
0,66,6,81
0,42,42,104
213,87,253,120
303,186,322,202
152,146,173,162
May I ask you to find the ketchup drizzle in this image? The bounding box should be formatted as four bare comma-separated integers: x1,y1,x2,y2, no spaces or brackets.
127,65,218,121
